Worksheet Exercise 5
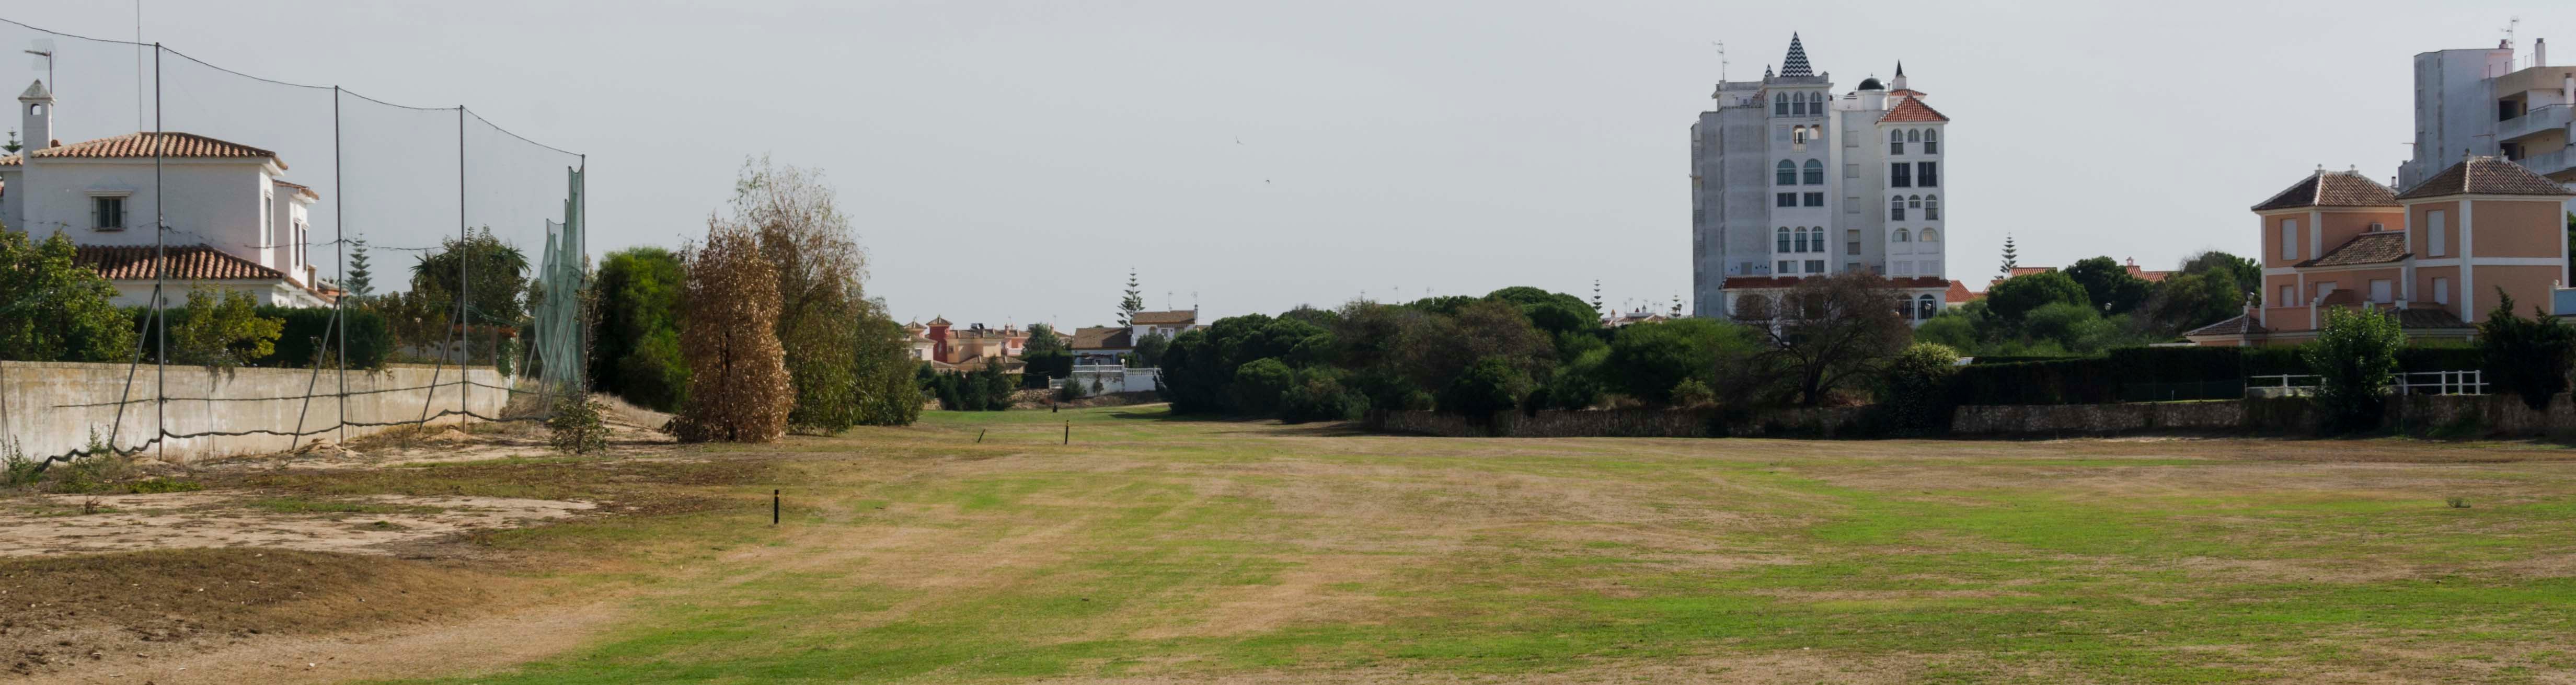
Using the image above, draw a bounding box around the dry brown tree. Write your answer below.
[668,217,792,442]
[729,156,915,431]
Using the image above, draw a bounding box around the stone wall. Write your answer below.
[1,361,508,463]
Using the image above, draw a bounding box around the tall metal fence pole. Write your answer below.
[334,85,348,444]
[152,43,166,461]
[457,106,469,424]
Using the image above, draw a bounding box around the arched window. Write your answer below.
[1923,128,1939,154]
[1924,195,1940,220]
[1777,227,1791,253]
[1917,294,1937,320]
[1774,96,1788,116]
[1777,160,1797,185]
[1889,195,1906,221]
[1906,129,1922,143]
[1908,195,1923,209]
[1918,228,1939,243]
[1888,129,1904,155]
[1809,227,1826,253]
[1794,227,1811,253]
[1802,159,1824,185]
[1895,228,1911,243]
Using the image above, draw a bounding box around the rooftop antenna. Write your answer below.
[1711,40,1728,81]
[2503,16,2521,49]
[25,38,53,94]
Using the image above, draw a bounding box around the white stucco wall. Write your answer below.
[0,361,509,463]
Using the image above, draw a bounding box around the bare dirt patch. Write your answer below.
[0,547,503,679]
[0,490,594,558]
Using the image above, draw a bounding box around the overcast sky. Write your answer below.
[10,1,2570,328]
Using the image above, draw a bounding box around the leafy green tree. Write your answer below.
[1132,330,1170,368]
[2305,306,2402,433]
[1229,358,1296,415]
[1440,356,1530,420]
[0,231,135,362]
[1279,368,1367,423]
[169,287,285,373]
[409,226,530,330]
[1983,271,2090,324]
[1913,309,1981,352]
[1879,342,1960,436]
[1604,318,1757,404]
[2062,256,2151,315]
[1484,286,1597,337]
[1158,314,1329,414]
[2178,251,2261,294]
[590,247,689,411]
[2477,291,2576,412]
[2140,270,2248,336]
[1019,322,1072,386]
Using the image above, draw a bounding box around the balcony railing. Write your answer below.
[2517,146,2572,176]
[2497,104,2571,143]
[2246,370,2487,396]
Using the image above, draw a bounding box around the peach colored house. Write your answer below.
[2187,158,2576,346]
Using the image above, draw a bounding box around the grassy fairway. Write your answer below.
[412,406,2576,683]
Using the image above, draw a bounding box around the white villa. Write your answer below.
[0,79,332,308]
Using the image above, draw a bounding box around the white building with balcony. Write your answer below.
[1689,35,1953,324]
[2400,38,2576,191]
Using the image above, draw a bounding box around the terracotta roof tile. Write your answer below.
[2251,170,2399,211]
[1070,326,1132,350]
[2396,156,2575,199]
[5,132,284,169]
[75,244,286,281]
[2396,306,2469,329]
[2296,231,2410,268]
[1129,310,1198,325]
[1877,96,1948,123]
[1945,280,1977,303]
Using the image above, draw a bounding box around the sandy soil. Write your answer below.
[0,490,595,558]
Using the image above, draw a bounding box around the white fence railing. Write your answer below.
[2247,370,2487,396]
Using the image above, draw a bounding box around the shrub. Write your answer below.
[2306,306,2402,433]
[1880,342,1961,436]
[2476,291,2574,411]
[1280,370,1367,424]
[168,287,285,373]
[1440,356,1530,420]
[1229,358,1297,416]
[669,219,793,443]
[547,396,612,455]
[1670,379,1716,408]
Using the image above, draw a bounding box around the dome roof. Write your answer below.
[1856,76,1883,90]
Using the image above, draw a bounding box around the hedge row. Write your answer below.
[128,305,391,369]
[1956,345,2487,405]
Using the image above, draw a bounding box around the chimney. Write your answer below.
[2537,38,2547,67]
[17,79,52,153]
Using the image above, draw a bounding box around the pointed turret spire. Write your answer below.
[1763,64,1774,79]
[1779,33,1813,77]
[1890,61,1908,91]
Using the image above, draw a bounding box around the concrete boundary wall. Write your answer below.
[1,361,507,463]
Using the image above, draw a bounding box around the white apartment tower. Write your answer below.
[2398,37,2575,189]
[1690,35,1954,323]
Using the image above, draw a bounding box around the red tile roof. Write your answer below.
[2396,156,2576,199]
[74,244,288,281]
[0,132,285,169]
[1070,326,1132,350]
[271,178,321,200]
[1130,310,1198,325]
[1945,280,1977,303]
[2296,231,2410,268]
[1878,96,1948,123]
[2251,170,2400,211]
